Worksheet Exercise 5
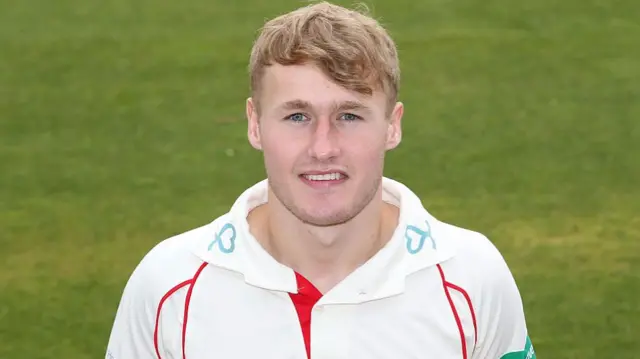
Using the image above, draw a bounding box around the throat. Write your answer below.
[247,201,400,295]
[274,205,398,294]
[273,228,368,293]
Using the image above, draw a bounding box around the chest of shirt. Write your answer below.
[162,267,475,359]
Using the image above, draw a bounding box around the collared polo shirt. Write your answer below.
[106,177,536,359]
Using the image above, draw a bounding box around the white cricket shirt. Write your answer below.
[106,177,536,359]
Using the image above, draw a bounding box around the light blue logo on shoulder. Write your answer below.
[208,222,236,254]
[405,220,436,254]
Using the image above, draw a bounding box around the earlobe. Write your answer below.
[386,127,402,150]
[246,97,262,150]
[386,101,403,150]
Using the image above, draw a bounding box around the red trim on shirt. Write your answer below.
[182,262,209,359]
[154,279,192,359]
[445,281,477,346]
[289,272,323,359]
[437,264,468,359]
[151,262,209,359]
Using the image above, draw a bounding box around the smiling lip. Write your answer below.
[299,170,348,188]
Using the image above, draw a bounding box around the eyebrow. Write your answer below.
[280,99,313,111]
[278,99,372,114]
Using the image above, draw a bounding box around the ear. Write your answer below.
[246,97,262,150]
[385,101,403,150]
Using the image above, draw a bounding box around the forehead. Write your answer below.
[259,64,386,113]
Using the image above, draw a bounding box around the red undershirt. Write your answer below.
[289,272,323,359]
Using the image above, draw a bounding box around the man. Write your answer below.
[106,2,536,359]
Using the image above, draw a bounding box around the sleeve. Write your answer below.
[471,240,537,359]
[105,258,163,359]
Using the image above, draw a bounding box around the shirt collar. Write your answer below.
[191,177,456,302]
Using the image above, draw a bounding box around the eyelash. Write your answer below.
[284,113,362,122]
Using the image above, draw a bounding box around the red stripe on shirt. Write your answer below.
[437,264,468,359]
[289,272,323,359]
[152,262,209,359]
[182,262,209,359]
[154,280,192,359]
[445,281,477,346]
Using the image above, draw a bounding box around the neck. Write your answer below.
[249,187,398,294]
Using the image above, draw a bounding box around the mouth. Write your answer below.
[299,171,348,187]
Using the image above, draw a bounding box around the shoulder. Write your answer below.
[430,221,534,358]
[438,220,509,271]
[106,216,235,357]
[431,217,518,296]
[384,177,513,284]
[122,214,233,301]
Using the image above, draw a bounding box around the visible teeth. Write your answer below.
[305,173,343,181]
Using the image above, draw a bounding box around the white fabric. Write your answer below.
[105,177,534,359]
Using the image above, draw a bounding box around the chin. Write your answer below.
[294,206,356,227]
[270,180,362,226]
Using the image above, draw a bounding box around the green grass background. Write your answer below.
[1,0,638,357]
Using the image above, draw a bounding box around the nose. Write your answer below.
[307,118,341,161]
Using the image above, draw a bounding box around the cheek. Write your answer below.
[343,133,388,171]
[261,129,301,171]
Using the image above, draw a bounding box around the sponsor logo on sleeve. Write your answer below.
[500,336,536,359]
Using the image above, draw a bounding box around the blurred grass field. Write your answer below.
[1,0,639,357]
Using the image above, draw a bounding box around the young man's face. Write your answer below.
[247,63,403,227]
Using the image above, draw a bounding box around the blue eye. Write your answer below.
[286,113,308,122]
[340,113,361,121]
